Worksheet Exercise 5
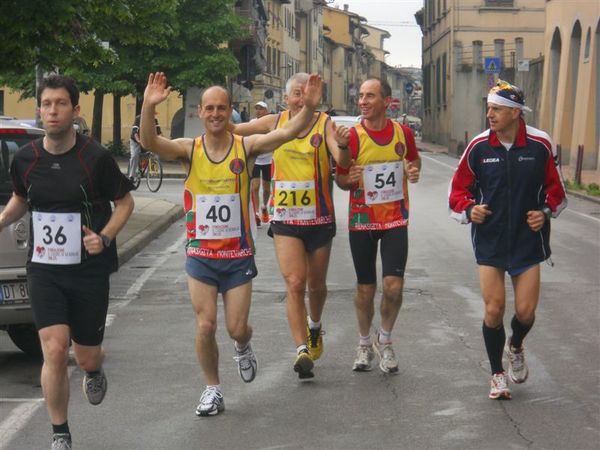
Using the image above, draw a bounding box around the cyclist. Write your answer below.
[128,113,161,185]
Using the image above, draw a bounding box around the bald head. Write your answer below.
[199,85,231,107]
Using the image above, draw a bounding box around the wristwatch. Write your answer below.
[100,233,111,248]
[541,206,552,220]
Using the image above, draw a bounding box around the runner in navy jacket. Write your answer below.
[448,80,567,400]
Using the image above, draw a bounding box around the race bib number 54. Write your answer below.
[363,162,404,205]
[32,212,81,264]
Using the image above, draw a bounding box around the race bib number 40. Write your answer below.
[363,162,404,205]
[196,194,241,239]
[273,180,316,221]
[32,212,81,265]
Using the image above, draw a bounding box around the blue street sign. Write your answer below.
[484,57,501,74]
[404,82,414,95]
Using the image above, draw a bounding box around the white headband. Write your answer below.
[487,93,532,113]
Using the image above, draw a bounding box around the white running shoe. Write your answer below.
[352,344,375,371]
[233,343,258,383]
[489,372,512,400]
[52,433,72,450]
[373,341,399,374]
[506,340,529,384]
[195,387,225,416]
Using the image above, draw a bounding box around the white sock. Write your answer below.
[359,334,373,346]
[234,341,249,352]
[296,344,308,354]
[206,384,222,393]
[308,317,321,330]
[379,328,392,345]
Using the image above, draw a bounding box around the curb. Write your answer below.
[117,203,184,266]
[566,189,600,205]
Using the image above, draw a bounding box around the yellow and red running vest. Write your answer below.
[184,134,255,259]
[348,121,411,231]
[269,111,334,225]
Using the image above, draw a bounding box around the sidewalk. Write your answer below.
[416,139,448,155]
[116,195,184,265]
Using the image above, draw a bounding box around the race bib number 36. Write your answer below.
[32,212,81,265]
[363,162,404,205]
[273,180,316,221]
[196,194,241,239]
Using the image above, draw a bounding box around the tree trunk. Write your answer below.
[135,96,143,116]
[92,90,104,142]
[113,94,122,151]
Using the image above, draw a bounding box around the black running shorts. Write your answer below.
[349,227,408,284]
[27,266,110,346]
[251,163,272,182]
[268,222,336,252]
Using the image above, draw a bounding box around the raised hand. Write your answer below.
[144,72,172,106]
[302,73,323,110]
[332,121,350,148]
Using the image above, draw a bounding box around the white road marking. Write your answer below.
[0,367,75,450]
[421,153,457,170]
[564,207,600,223]
[0,235,186,449]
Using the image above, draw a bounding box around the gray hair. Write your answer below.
[285,72,310,95]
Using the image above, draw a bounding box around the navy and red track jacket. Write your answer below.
[448,119,567,269]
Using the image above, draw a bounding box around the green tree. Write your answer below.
[157,0,248,91]
[0,0,248,144]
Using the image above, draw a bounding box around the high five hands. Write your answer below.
[332,121,350,149]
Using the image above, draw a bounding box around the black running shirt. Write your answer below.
[10,134,133,273]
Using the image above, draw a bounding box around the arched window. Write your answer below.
[549,28,562,136]
[584,27,591,62]
[562,21,582,160]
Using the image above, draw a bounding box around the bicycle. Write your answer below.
[132,151,163,192]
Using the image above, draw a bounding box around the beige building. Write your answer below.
[297,0,325,75]
[322,4,370,115]
[539,0,599,184]
[251,0,325,113]
[417,0,546,155]
[233,0,285,114]
[363,24,391,79]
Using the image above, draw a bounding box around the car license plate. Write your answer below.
[0,282,29,304]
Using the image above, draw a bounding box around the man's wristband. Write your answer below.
[338,144,348,151]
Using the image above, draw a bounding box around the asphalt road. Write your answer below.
[1,155,599,449]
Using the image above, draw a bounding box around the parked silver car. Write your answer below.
[0,118,44,357]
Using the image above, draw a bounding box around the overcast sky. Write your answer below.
[328,0,423,68]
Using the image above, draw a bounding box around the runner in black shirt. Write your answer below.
[0,75,134,450]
